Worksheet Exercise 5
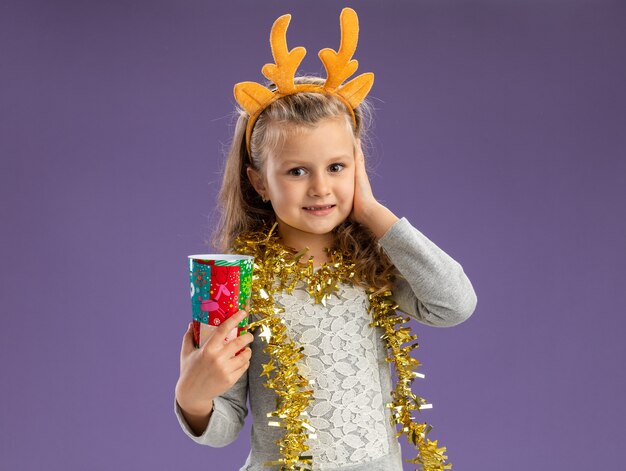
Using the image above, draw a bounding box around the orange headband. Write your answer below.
[233,7,374,157]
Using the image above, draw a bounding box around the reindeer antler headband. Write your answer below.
[233,7,374,156]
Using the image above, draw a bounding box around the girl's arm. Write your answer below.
[351,140,477,326]
[174,369,249,446]
[174,314,251,447]
[378,217,477,326]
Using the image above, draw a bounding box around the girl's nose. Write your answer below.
[308,172,331,197]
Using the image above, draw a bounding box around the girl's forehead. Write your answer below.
[274,118,354,155]
[279,115,351,137]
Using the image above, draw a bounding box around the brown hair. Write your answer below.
[213,76,395,291]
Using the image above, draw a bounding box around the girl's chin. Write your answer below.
[275,220,340,240]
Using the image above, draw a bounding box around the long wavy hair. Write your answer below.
[213,76,395,291]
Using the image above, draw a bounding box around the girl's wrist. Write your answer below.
[177,397,214,418]
[359,202,399,239]
[175,383,215,417]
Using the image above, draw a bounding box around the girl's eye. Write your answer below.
[329,163,344,173]
[288,168,306,177]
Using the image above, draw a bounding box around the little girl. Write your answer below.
[175,8,476,471]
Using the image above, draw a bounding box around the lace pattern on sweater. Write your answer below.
[274,281,389,468]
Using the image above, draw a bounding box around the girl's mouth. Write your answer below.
[303,204,336,215]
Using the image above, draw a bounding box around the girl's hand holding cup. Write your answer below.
[176,309,254,416]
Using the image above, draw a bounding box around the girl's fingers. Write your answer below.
[354,140,370,191]
[224,331,254,358]
[352,139,377,225]
[233,346,252,366]
[230,348,252,376]
[203,310,248,351]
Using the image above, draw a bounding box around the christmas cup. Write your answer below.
[188,254,254,349]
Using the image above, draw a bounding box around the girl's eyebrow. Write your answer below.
[279,155,352,166]
[279,159,307,166]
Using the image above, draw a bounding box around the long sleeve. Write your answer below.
[379,217,477,327]
[174,366,249,447]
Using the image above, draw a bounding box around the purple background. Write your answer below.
[2,1,625,469]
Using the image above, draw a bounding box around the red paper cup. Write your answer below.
[188,254,253,350]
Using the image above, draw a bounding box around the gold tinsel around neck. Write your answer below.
[232,223,451,471]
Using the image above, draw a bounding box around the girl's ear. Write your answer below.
[246,166,267,200]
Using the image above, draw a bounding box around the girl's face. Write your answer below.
[248,117,356,250]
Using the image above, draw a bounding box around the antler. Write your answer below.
[319,8,360,90]
[319,8,374,108]
[233,14,306,118]
[233,8,374,155]
[261,14,306,95]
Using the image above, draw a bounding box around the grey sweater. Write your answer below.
[175,217,477,470]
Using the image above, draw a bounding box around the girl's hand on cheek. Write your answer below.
[351,139,379,225]
[351,139,399,238]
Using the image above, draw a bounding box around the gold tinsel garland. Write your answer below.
[233,224,451,471]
